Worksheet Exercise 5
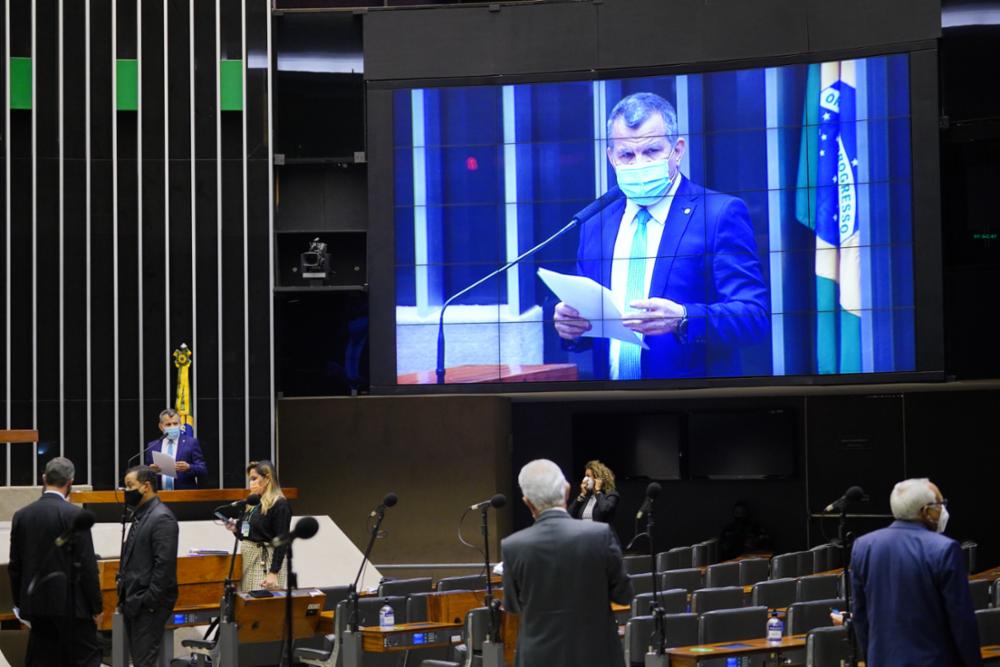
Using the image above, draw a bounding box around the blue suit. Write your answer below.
[144,432,207,489]
[571,176,769,379]
[851,520,981,666]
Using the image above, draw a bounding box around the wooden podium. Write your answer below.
[233,590,326,643]
[98,553,237,630]
[398,363,577,384]
[71,488,299,504]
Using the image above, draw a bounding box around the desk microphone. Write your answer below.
[635,482,662,520]
[369,492,398,518]
[55,510,96,547]
[470,494,507,511]
[824,486,866,513]
[269,516,320,548]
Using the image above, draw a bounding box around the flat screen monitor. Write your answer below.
[687,409,796,479]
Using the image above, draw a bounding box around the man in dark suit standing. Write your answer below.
[118,465,179,667]
[501,459,632,667]
[851,478,980,666]
[145,408,207,489]
[8,457,103,667]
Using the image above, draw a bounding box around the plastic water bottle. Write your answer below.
[379,604,395,628]
[766,610,784,643]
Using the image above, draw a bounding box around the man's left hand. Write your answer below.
[175,461,191,473]
[623,298,685,336]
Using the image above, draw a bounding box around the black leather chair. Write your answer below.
[809,544,835,573]
[437,574,490,592]
[976,608,1000,646]
[630,589,688,616]
[698,606,769,644]
[805,625,850,667]
[319,584,353,611]
[796,574,841,602]
[379,577,434,597]
[785,598,844,635]
[660,568,704,594]
[690,586,744,614]
[770,552,800,579]
[624,613,699,665]
[969,578,992,610]
[795,550,815,577]
[705,562,740,588]
[624,554,653,575]
[962,540,979,574]
[738,558,770,586]
[628,572,654,596]
[656,546,693,572]
[751,578,797,610]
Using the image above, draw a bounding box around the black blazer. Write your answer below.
[567,490,620,524]
[8,492,103,620]
[245,496,293,573]
[118,496,179,618]
[501,509,632,667]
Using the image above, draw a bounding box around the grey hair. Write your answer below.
[890,478,936,520]
[518,459,569,512]
[606,92,679,145]
[159,408,179,422]
[44,456,75,487]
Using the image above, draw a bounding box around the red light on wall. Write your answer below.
[466,156,479,171]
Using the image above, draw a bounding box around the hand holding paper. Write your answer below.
[151,450,177,478]
[538,268,648,349]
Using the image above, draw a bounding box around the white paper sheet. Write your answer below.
[537,267,648,349]
[151,450,177,478]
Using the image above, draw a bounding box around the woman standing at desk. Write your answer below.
[568,460,620,528]
[228,460,291,591]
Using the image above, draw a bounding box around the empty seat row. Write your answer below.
[752,574,842,608]
[624,540,721,575]
[770,544,844,580]
[624,607,769,665]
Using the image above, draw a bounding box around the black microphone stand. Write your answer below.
[282,544,296,667]
[479,506,500,641]
[645,502,667,665]
[349,506,388,632]
[839,505,858,667]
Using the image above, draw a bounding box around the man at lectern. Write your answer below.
[8,457,103,666]
[145,408,207,489]
[118,465,179,667]
[501,459,632,667]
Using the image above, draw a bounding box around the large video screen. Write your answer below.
[391,55,914,385]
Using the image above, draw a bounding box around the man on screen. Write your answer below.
[554,92,769,379]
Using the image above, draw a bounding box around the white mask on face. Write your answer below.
[936,505,949,534]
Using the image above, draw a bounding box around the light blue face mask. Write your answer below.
[615,158,673,206]
[165,426,181,440]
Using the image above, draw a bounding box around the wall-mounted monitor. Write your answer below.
[371,51,940,391]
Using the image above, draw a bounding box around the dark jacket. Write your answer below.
[501,509,632,667]
[244,496,293,573]
[567,490,620,524]
[8,492,103,620]
[117,496,179,618]
[851,520,981,666]
[144,432,207,489]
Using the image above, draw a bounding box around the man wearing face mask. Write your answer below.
[144,408,206,489]
[554,91,769,379]
[118,465,179,667]
[850,478,980,666]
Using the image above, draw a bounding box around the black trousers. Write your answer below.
[25,616,101,667]
[123,606,174,667]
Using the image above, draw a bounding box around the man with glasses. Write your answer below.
[850,478,980,666]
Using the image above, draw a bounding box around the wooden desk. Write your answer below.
[360,621,463,653]
[398,364,577,385]
[71,488,298,504]
[233,590,325,643]
[667,635,806,666]
[0,430,38,444]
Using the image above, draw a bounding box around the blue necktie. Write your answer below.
[619,208,650,380]
[163,439,175,490]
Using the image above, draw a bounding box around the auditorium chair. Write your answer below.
[969,578,992,610]
[698,606,769,644]
[320,584,353,611]
[628,572,656,596]
[437,574,490,592]
[656,546,693,572]
[421,606,490,667]
[785,598,844,635]
[796,574,841,602]
[624,613,699,665]
[962,540,979,574]
[770,552,801,579]
[691,541,711,568]
[976,608,1000,646]
[704,562,740,588]
[805,625,850,666]
[690,586,745,614]
[809,544,837,573]
[624,554,653,575]
[738,558,771,586]
[379,576,434,597]
[660,567,704,594]
[630,589,688,617]
[704,538,720,565]
[994,578,1000,608]
[795,550,816,577]
[295,596,409,667]
[751,578,797,610]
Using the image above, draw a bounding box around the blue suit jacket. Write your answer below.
[144,432,207,489]
[851,521,981,667]
[573,177,769,379]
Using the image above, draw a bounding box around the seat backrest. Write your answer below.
[320,584,352,611]
[962,541,978,574]
[738,558,770,586]
[976,608,1000,646]
[465,607,491,652]
[625,613,700,664]
[628,573,654,596]
[660,568,704,594]
[795,550,815,577]
[339,595,408,629]
[770,552,799,579]
[379,577,434,597]
[994,578,1000,609]
[691,542,710,568]
[751,578,797,609]
[630,589,688,617]
[805,625,849,667]
[406,592,432,623]
[691,586,744,614]
[698,606,769,644]
[969,578,991,610]
[809,544,832,573]
[703,538,719,565]
[796,574,841,602]
[437,574,489,592]
[665,546,694,570]
[624,554,653,575]
[705,562,740,588]
[786,598,844,635]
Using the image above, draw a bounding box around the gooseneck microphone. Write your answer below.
[470,494,507,511]
[55,510,97,547]
[435,185,624,384]
[269,516,320,548]
[635,482,662,520]
[824,486,865,513]
[369,492,399,518]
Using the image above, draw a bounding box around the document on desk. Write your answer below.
[151,450,177,477]
[537,268,648,349]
